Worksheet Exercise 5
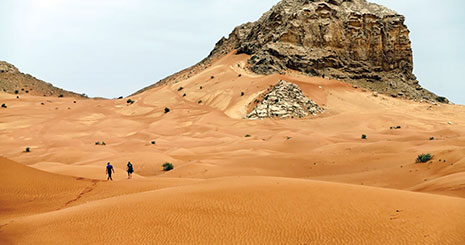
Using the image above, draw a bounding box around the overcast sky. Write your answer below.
[1,0,464,104]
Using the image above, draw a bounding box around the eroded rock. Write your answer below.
[247,80,324,119]
[211,0,439,102]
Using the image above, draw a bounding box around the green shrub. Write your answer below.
[436,96,447,103]
[245,134,251,138]
[178,87,184,91]
[416,153,432,163]
[162,162,174,171]
[151,141,156,145]
[429,137,435,141]
[241,92,245,96]
[25,147,30,153]
[361,134,367,139]
[127,99,135,104]
[164,107,170,113]
[58,94,64,98]
[1,104,6,108]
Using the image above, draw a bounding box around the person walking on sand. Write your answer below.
[127,162,134,179]
[106,162,115,181]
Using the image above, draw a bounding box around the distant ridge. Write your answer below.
[0,61,85,98]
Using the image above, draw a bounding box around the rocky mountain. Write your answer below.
[136,0,442,103]
[0,61,85,98]
[210,0,441,101]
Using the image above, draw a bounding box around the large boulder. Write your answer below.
[247,80,324,119]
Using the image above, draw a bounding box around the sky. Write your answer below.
[0,0,464,104]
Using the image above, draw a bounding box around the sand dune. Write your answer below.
[2,175,464,244]
[1,53,465,243]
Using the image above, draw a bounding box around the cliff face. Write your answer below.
[211,0,437,101]
[0,61,85,98]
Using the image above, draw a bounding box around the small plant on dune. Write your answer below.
[361,134,367,140]
[162,162,174,171]
[1,103,7,108]
[101,142,106,146]
[245,134,251,138]
[238,74,242,77]
[14,90,19,94]
[429,137,435,141]
[127,99,135,104]
[25,147,31,153]
[416,153,433,163]
[164,107,170,113]
[241,92,245,96]
[198,100,202,104]
[210,76,214,79]
[58,94,64,98]
[95,141,100,145]
[178,87,184,91]
[183,93,187,97]
[151,141,156,145]
[436,96,447,103]
[200,86,203,90]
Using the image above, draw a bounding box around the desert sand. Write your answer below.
[1,53,465,244]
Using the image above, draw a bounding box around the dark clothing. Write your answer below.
[127,163,134,174]
[106,164,114,174]
[106,164,114,180]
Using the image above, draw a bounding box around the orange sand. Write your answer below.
[1,53,464,244]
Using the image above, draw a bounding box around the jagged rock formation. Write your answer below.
[247,80,324,119]
[0,61,85,98]
[211,0,439,101]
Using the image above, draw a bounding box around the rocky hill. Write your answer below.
[0,61,85,98]
[210,0,441,101]
[136,0,442,103]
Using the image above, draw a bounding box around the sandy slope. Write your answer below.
[1,175,465,244]
[1,53,465,243]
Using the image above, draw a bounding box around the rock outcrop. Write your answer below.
[211,0,439,101]
[0,61,85,98]
[247,80,324,119]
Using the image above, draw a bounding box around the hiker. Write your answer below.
[127,162,134,179]
[106,162,115,181]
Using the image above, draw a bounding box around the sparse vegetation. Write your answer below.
[127,99,135,104]
[416,153,433,163]
[436,96,447,103]
[58,94,64,98]
[198,100,202,104]
[210,76,214,79]
[164,107,170,113]
[361,134,367,139]
[183,93,186,97]
[245,134,251,138]
[117,96,123,99]
[429,137,435,141]
[178,87,184,91]
[200,86,203,90]
[151,141,156,145]
[14,90,19,94]
[162,162,174,171]
[1,104,7,108]
[95,141,106,146]
[238,74,242,77]
[95,142,100,145]
[241,92,245,96]
[25,147,30,153]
